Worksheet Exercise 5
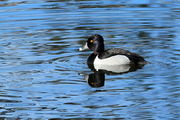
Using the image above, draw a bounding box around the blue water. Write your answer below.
[0,0,179,119]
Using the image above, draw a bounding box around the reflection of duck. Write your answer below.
[84,64,144,87]
[84,71,105,87]
[79,34,148,66]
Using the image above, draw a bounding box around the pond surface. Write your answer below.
[0,0,180,119]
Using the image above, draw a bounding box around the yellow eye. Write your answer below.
[90,40,94,43]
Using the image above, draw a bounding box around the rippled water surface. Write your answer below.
[0,0,180,119]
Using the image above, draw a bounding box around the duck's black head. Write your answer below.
[87,34,105,55]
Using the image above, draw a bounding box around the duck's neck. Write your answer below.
[94,43,105,55]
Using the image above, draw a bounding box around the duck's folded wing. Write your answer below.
[99,48,147,64]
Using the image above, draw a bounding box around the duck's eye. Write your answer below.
[90,40,94,43]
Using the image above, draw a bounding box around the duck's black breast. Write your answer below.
[87,53,97,65]
[87,53,97,70]
[98,48,146,65]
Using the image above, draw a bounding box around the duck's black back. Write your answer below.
[98,48,146,65]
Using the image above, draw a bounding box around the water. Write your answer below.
[0,0,179,119]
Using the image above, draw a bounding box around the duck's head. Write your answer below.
[79,34,105,55]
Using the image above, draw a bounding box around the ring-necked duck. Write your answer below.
[79,34,147,66]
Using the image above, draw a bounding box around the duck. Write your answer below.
[79,34,148,66]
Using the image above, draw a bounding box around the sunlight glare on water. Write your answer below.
[0,0,179,119]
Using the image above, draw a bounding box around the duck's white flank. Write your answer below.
[94,64,130,73]
[94,55,130,65]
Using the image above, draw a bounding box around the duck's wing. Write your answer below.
[99,48,147,64]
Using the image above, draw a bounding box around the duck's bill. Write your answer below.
[79,42,89,51]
